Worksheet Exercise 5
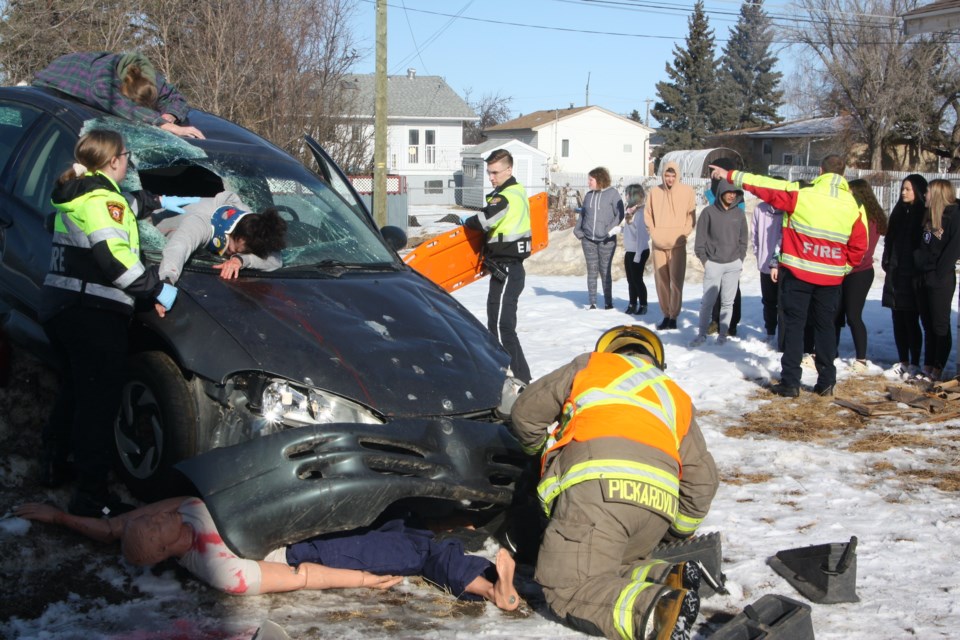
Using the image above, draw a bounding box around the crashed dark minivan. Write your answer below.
[0,87,527,556]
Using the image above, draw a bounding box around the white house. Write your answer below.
[483,105,655,177]
[342,69,476,205]
[459,139,549,208]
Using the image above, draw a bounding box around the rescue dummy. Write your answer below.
[14,497,520,608]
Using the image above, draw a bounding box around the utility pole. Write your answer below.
[373,0,388,228]
[585,72,590,107]
[644,98,654,127]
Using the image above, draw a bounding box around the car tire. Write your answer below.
[114,351,198,500]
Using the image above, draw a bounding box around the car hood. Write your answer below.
[156,269,509,418]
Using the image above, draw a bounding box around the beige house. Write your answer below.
[483,105,654,176]
[902,0,960,34]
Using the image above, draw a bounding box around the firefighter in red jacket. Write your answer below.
[509,325,718,640]
[710,156,868,398]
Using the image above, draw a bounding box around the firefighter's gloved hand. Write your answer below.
[156,283,178,311]
[459,213,472,224]
[659,528,691,546]
[495,376,526,421]
[159,195,200,214]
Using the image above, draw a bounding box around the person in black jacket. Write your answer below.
[881,175,928,379]
[914,179,960,381]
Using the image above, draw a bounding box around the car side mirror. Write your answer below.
[380,225,407,252]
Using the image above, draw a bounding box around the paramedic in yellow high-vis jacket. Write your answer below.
[40,130,177,518]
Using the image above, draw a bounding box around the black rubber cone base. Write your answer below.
[767,536,859,604]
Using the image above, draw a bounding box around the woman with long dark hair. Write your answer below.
[837,180,888,371]
[881,175,928,379]
[914,179,960,381]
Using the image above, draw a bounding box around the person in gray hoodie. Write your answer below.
[573,167,624,309]
[690,180,748,346]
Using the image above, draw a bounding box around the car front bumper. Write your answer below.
[175,416,528,559]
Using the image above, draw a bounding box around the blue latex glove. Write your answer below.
[459,213,473,224]
[159,195,200,214]
[156,283,178,311]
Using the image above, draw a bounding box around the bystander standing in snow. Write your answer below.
[690,180,748,347]
[836,180,887,372]
[574,167,624,310]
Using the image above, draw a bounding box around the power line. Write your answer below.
[358,0,960,46]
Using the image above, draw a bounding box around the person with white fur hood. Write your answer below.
[573,167,624,310]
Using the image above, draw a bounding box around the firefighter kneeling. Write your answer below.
[510,325,718,640]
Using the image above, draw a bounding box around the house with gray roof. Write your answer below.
[342,69,476,205]
[483,105,654,177]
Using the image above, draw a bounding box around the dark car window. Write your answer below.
[0,103,43,179]
[11,120,76,217]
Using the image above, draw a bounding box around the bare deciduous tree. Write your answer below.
[0,0,368,170]
[462,89,512,145]
[784,0,954,169]
[0,0,141,84]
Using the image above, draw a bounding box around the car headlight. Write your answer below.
[260,379,383,431]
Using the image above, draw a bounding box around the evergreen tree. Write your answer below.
[652,1,720,153]
[716,0,784,130]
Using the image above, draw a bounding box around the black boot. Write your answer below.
[625,303,637,314]
[657,318,671,330]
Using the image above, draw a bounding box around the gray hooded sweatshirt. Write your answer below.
[694,180,748,264]
[574,186,624,242]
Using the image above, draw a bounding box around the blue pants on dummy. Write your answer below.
[285,520,494,599]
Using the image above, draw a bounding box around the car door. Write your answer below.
[0,99,77,351]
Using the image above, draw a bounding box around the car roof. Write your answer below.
[0,85,291,161]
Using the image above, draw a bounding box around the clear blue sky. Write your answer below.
[349,0,797,123]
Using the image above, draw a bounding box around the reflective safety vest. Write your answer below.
[730,170,866,285]
[43,172,145,316]
[537,352,693,518]
[481,181,532,259]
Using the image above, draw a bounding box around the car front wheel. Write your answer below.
[114,351,198,500]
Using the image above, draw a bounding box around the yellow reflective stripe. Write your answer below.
[614,580,657,640]
[673,512,703,535]
[780,253,848,276]
[538,459,679,515]
[521,434,546,456]
[789,218,852,243]
[630,559,667,582]
[568,358,679,443]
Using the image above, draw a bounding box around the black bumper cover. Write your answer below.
[175,417,527,559]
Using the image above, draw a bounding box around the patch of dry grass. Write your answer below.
[723,471,773,485]
[848,432,935,452]
[726,374,960,492]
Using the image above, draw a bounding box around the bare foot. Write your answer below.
[492,548,519,611]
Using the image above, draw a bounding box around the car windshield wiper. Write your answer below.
[284,259,400,273]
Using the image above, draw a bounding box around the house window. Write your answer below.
[408,129,420,164]
[623,144,632,153]
[425,129,436,164]
[351,125,363,142]
[762,139,772,155]
[469,165,478,179]
[561,139,570,157]
[425,180,443,195]
[782,153,794,165]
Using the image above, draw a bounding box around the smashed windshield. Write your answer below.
[82,118,398,272]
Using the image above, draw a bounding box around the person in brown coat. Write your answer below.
[645,162,697,330]
[509,325,718,640]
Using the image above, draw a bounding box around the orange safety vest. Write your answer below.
[540,352,693,475]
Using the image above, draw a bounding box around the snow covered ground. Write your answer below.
[2,203,959,639]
